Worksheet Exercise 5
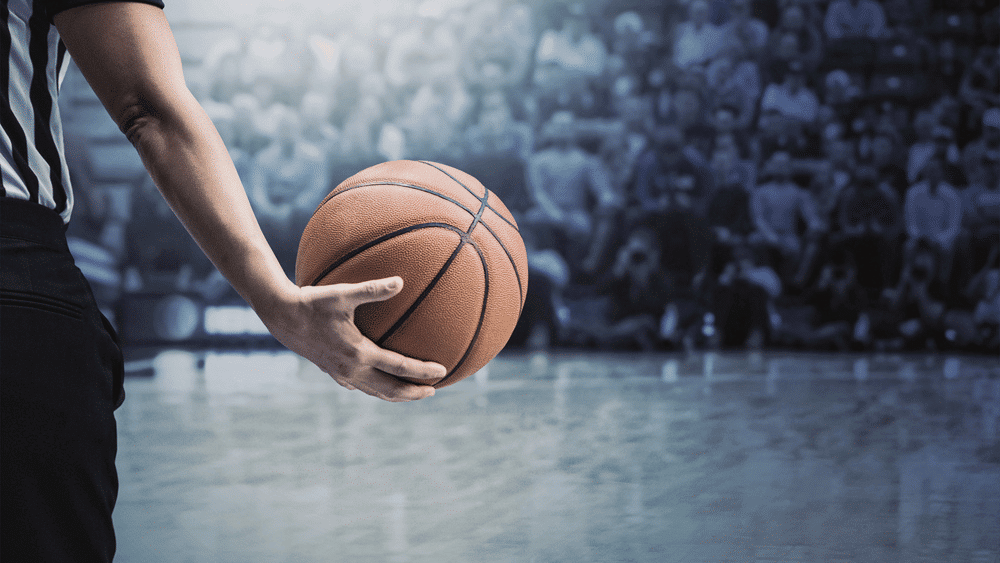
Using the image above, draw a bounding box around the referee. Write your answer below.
[1,2,445,560]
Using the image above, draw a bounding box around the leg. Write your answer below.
[1,201,123,563]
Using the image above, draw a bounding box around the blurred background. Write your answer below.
[58,0,999,355]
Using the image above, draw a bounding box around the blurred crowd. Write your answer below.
[74,0,999,352]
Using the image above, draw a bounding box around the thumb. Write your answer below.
[336,276,404,308]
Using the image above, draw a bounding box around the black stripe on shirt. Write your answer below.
[29,0,66,213]
[0,0,41,204]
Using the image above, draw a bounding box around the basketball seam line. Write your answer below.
[375,229,468,347]
[479,220,525,316]
[319,181,473,220]
[307,222,461,288]
[413,160,525,312]
[318,175,525,311]
[415,160,520,233]
[433,235,490,388]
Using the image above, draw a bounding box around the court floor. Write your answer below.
[113,350,1000,563]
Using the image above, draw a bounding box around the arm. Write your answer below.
[526,154,563,220]
[750,188,778,241]
[938,187,963,245]
[55,4,443,401]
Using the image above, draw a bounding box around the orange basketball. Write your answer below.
[295,160,529,388]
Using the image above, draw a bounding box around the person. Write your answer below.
[720,0,769,58]
[672,0,725,69]
[823,0,887,40]
[832,166,901,292]
[748,152,824,283]
[1,3,444,562]
[532,3,607,114]
[903,159,963,288]
[523,111,620,275]
[765,4,824,73]
[247,106,329,272]
[586,225,673,351]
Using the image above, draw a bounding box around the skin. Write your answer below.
[54,3,444,401]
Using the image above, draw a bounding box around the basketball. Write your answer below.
[295,160,529,388]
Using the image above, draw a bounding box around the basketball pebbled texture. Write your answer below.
[295,160,529,388]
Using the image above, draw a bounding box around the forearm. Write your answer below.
[55,3,291,313]
[129,98,293,311]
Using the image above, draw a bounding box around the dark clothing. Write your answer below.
[1,198,125,563]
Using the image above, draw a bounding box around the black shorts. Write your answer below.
[1,197,124,562]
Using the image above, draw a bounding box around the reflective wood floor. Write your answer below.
[114,350,1000,563]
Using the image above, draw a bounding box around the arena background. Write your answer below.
[59,0,998,355]
[52,1,1000,561]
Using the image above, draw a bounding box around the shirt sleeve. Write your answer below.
[42,0,164,23]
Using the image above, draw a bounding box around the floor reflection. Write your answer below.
[115,350,1000,563]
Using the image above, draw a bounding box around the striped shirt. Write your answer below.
[1,0,163,223]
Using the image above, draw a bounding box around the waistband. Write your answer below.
[0,196,70,250]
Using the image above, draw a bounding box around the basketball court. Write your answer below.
[113,349,1000,562]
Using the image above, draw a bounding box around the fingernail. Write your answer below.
[386,277,401,290]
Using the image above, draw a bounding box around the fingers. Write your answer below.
[337,276,404,309]
[365,343,447,381]
[334,370,435,402]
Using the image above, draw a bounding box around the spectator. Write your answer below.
[465,91,533,162]
[533,3,608,114]
[822,70,863,112]
[877,238,949,348]
[605,11,659,83]
[799,246,871,349]
[766,4,824,73]
[749,151,824,281]
[671,72,712,139]
[833,166,902,291]
[338,76,387,163]
[599,121,648,200]
[962,107,1000,190]
[964,245,1000,350]
[811,123,856,221]
[907,123,963,185]
[299,91,340,165]
[524,111,621,275]
[462,1,534,91]
[397,72,473,159]
[705,48,762,130]
[585,226,673,350]
[248,107,329,271]
[720,0,769,57]
[708,127,756,193]
[633,125,709,217]
[757,61,820,157]
[706,180,754,249]
[959,108,1000,271]
[759,60,820,125]
[242,11,311,99]
[229,93,272,155]
[710,243,782,349]
[384,10,460,89]
[610,73,654,130]
[936,40,972,97]
[672,0,725,69]
[903,159,963,288]
[823,0,887,40]
[463,91,534,211]
[959,47,1000,119]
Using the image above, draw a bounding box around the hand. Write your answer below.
[257,276,445,402]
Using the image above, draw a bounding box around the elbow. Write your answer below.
[116,95,162,146]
